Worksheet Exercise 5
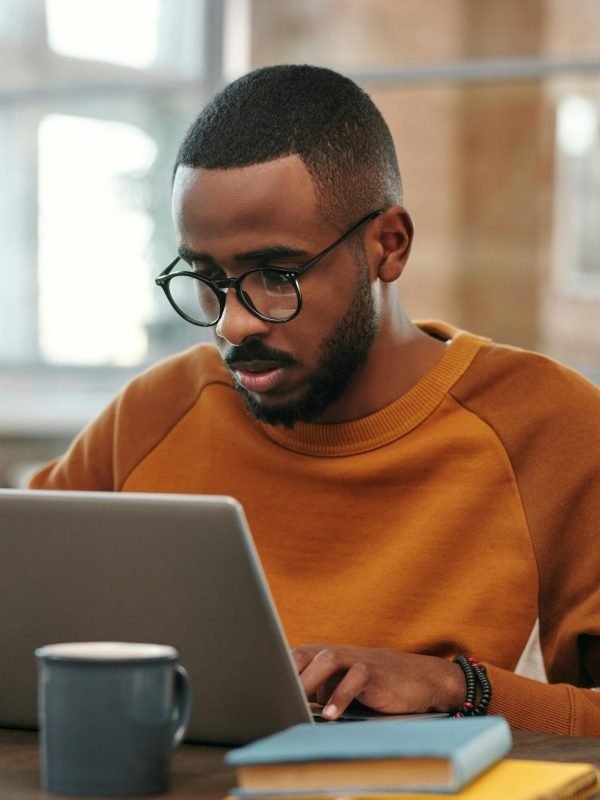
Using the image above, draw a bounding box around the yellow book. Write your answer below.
[227,759,599,800]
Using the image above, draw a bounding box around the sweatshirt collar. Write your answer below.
[258,322,487,457]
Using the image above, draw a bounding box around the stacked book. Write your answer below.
[225,716,599,800]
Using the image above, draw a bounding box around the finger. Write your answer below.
[290,645,325,673]
[322,662,369,720]
[315,674,346,706]
[297,648,350,697]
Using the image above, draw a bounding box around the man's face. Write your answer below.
[171,156,378,427]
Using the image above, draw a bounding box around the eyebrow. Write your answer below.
[177,245,311,264]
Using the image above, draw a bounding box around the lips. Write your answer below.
[228,360,288,394]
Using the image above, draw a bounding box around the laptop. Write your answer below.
[0,489,444,745]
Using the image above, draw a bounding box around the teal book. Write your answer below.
[225,716,512,795]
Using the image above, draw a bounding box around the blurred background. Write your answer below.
[1,0,600,485]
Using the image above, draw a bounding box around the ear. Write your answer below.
[370,206,414,283]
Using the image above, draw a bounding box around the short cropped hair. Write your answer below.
[175,64,403,228]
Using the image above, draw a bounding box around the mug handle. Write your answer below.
[170,664,193,748]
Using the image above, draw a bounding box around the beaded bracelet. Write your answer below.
[452,655,492,717]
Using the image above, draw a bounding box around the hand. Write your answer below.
[291,644,465,721]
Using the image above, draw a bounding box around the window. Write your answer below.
[554,94,600,293]
[46,0,161,69]
[0,0,250,436]
[1,0,599,450]
[38,115,158,366]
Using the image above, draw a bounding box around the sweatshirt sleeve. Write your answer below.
[485,663,600,736]
[453,344,600,736]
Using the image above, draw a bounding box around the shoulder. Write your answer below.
[28,344,234,491]
[450,336,600,428]
[448,336,600,506]
[121,342,232,406]
[418,320,599,423]
[111,342,234,450]
[448,335,599,550]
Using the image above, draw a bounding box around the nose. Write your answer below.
[215,288,271,345]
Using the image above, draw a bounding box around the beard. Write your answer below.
[223,262,378,428]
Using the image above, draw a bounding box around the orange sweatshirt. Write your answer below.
[30,321,600,736]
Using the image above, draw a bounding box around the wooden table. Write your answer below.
[1,727,599,799]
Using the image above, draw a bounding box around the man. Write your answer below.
[30,65,600,735]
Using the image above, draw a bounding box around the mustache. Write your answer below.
[222,340,299,368]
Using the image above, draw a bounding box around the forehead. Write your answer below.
[172,156,328,248]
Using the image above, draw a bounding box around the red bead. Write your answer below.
[463,701,474,709]
[468,657,480,666]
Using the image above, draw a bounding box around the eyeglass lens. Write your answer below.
[167,269,300,325]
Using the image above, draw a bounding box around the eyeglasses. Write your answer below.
[155,210,383,327]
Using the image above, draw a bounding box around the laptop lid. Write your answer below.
[0,489,313,745]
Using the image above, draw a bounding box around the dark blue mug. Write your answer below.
[36,642,192,795]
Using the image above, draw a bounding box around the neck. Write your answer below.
[315,310,447,424]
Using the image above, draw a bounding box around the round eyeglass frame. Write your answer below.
[155,209,383,327]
